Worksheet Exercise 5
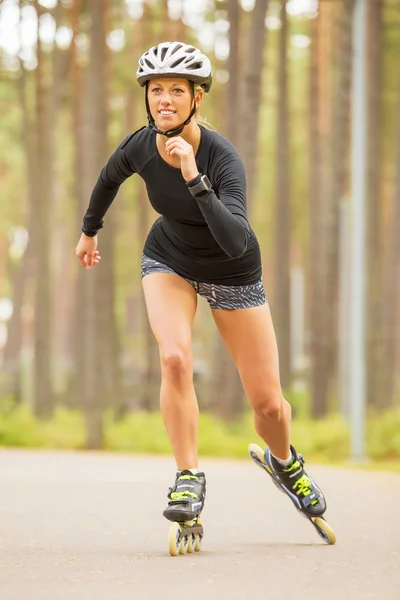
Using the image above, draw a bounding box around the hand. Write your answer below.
[164,136,199,182]
[75,233,101,270]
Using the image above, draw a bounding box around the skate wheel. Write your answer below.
[312,517,336,545]
[187,533,195,553]
[179,534,189,555]
[168,522,181,556]
[248,443,266,467]
[194,533,202,552]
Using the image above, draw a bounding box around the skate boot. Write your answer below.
[248,443,336,544]
[164,470,206,556]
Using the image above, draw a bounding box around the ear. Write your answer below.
[195,90,204,108]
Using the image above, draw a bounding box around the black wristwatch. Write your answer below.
[186,174,212,197]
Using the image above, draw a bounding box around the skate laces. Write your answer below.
[285,461,318,506]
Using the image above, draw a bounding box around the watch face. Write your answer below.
[201,175,211,189]
[188,174,212,197]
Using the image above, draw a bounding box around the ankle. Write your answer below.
[271,450,293,468]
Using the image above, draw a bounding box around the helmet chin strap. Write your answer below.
[145,82,197,138]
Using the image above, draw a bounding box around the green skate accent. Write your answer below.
[178,475,198,481]
[284,461,319,506]
[170,491,198,500]
[284,460,301,473]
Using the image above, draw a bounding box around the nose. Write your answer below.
[159,92,172,105]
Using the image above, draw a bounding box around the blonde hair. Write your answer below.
[194,84,216,131]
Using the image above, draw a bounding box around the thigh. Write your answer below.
[211,304,282,397]
[142,272,198,354]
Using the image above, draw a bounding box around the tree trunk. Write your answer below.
[308,8,323,416]
[70,0,87,410]
[82,0,112,448]
[381,75,400,406]
[3,12,38,401]
[365,0,384,408]
[170,1,189,42]
[3,253,27,401]
[33,1,53,418]
[274,0,291,389]
[310,0,354,418]
[237,0,269,207]
[225,0,240,146]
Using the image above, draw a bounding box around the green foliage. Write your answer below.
[0,400,399,470]
[104,410,169,453]
[284,387,310,419]
[291,415,350,462]
[0,398,85,449]
[0,397,44,447]
[366,410,400,460]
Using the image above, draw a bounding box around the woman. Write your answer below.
[76,42,328,529]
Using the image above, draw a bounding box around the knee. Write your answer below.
[160,347,192,382]
[252,390,285,422]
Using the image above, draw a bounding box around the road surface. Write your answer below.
[1,449,399,599]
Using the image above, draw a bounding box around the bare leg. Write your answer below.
[142,273,199,470]
[253,398,292,460]
[212,303,291,460]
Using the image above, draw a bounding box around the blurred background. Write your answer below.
[0,0,399,465]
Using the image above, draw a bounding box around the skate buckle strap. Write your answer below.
[302,490,321,508]
[170,491,198,500]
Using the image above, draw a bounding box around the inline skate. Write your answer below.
[163,470,206,556]
[248,443,336,544]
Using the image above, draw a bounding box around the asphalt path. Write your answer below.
[1,449,399,599]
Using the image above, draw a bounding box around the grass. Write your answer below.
[0,399,399,473]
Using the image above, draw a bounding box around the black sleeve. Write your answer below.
[193,149,250,258]
[82,135,136,236]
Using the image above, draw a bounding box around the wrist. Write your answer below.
[82,229,97,238]
[186,174,212,198]
[185,173,201,186]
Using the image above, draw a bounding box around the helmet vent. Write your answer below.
[171,43,183,55]
[187,62,202,70]
[145,58,155,69]
[160,46,168,62]
[170,57,186,69]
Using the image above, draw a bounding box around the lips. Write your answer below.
[158,110,176,116]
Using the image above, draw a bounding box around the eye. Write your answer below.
[172,88,184,94]
[151,87,162,93]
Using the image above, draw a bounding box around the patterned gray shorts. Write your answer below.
[141,255,267,310]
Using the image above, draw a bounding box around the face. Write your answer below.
[147,78,203,129]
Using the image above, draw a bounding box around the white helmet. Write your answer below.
[137,41,212,92]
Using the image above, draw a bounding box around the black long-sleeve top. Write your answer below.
[82,125,262,285]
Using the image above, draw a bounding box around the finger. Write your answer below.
[76,251,86,267]
[85,254,101,263]
[166,142,180,155]
[165,136,182,146]
[165,140,186,154]
[86,253,94,268]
